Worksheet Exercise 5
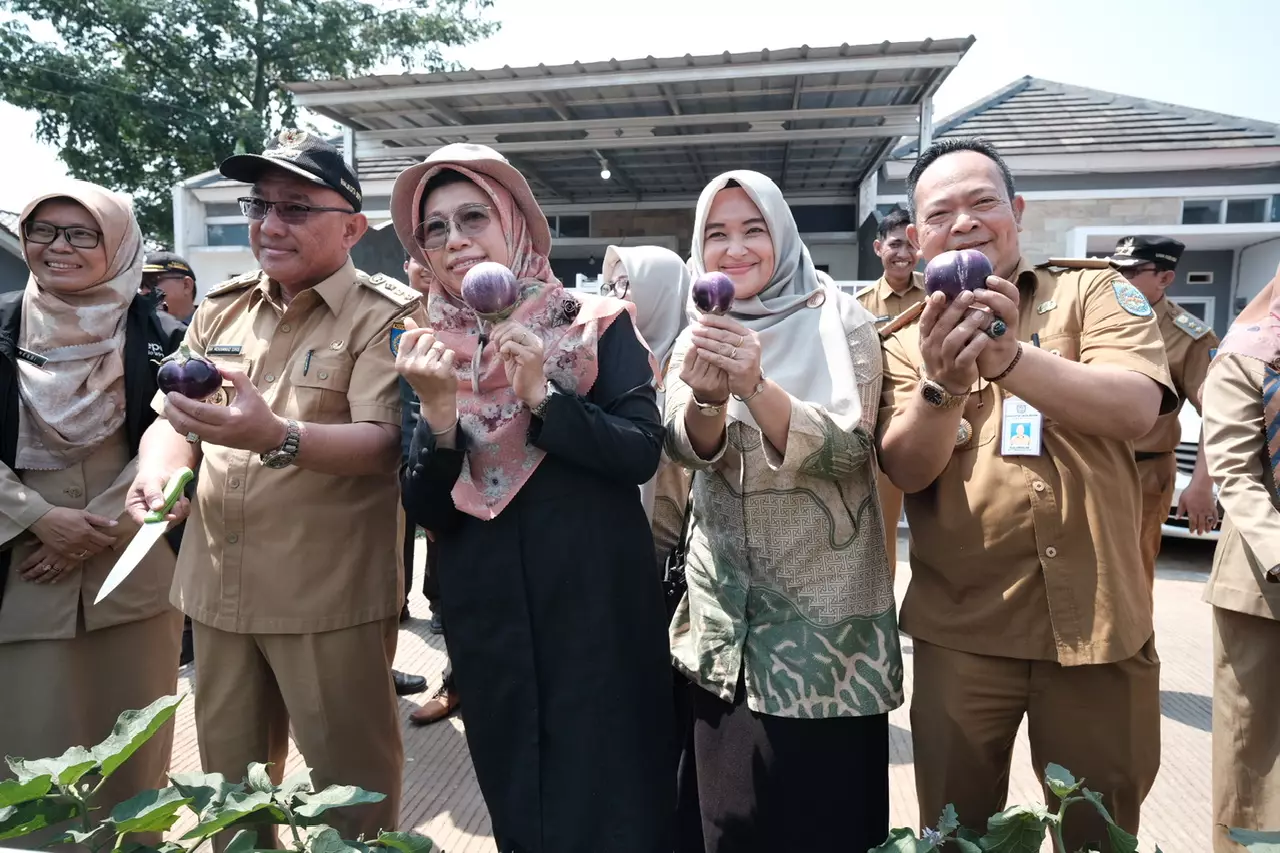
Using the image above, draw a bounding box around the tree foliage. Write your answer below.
[0,0,497,241]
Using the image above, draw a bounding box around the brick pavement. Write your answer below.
[164,535,1218,853]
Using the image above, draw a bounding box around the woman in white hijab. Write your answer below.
[664,171,902,852]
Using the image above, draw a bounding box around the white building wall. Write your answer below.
[1239,237,1280,305]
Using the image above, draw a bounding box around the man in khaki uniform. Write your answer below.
[127,130,423,846]
[878,138,1176,851]
[857,206,924,573]
[1106,236,1219,588]
[1201,268,1280,851]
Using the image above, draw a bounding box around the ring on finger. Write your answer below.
[985,319,1008,339]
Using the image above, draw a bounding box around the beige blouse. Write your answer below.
[0,429,176,643]
[1202,352,1280,621]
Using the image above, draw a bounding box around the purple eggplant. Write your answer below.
[157,344,221,400]
[461,262,520,321]
[924,249,994,301]
[692,272,735,315]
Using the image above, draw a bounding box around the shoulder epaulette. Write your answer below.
[1169,305,1212,341]
[204,270,262,298]
[1037,257,1112,270]
[359,271,419,308]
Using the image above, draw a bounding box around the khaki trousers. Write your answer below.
[1213,606,1280,852]
[1136,454,1177,592]
[877,469,903,579]
[911,637,1161,852]
[0,609,182,850]
[192,617,403,849]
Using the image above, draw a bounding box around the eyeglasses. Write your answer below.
[599,276,630,299]
[415,203,494,251]
[24,220,102,249]
[238,197,355,224]
[1119,265,1160,279]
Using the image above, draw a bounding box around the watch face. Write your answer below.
[921,382,945,407]
[262,451,293,469]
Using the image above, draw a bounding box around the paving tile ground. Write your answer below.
[164,534,1218,853]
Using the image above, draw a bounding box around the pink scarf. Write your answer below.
[1217,271,1280,363]
[411,165,654,519]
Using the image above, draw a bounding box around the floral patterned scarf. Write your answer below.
[409,164,654,519]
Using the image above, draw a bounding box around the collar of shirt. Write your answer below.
[877,270,924,302]
[252,257,358,316]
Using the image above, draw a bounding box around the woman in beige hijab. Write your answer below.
[0,181,186,845]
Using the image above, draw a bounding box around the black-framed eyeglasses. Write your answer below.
[599,276,630,299]
[1119,265,1160,279]
[414,203,494,251]
[23,220,103,249]
[238,197,355,224]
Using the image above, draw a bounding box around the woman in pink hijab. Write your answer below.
[1201,266,1280,851]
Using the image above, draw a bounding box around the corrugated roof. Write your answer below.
[0,211,19,238]
[894,76,1280,159]
[275,39,973,203]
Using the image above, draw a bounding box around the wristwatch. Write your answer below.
[919,378,969,410]
[260,419,301,469]
[530,379,562,420]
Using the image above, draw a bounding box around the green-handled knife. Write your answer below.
[94,467,194,605]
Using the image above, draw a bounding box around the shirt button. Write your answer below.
[229,478,240,489]
[265,373,276,382]
[318,371,329,380]
[1045,546,1058,558]
[1033,481,1046,492]
[280,323,291,333]
[226,533,239,544]
[64,487,83,498]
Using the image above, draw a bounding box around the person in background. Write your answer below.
[1200,265,1280,851]
[400,252,459,726]
[393,143,673,853]
[857,206,924,575]
[126,130,421,848]
[141,251,198,323]
[601,244,701,851]
[1106,235,1219,588]
[0,181,187,848]
[878,138,1175,851]
[665,169,898,853]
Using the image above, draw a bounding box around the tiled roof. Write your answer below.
[895,76,1280,159]
[0,210,19,238]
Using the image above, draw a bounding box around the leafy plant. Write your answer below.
[0,694,436,853]
[868,763,1152,853]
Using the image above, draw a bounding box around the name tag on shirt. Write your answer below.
[1001,395,1043,457]
[16,347,49,368]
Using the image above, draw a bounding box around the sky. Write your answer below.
[1,0,1277,213]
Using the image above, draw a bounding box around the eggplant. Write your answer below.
[156,344,221,400]
[692,272,735,315]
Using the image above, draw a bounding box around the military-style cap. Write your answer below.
[219,129,363,212]
[1107,235,1185,271]
[143,251,195,280]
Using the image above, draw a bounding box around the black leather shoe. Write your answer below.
[393,670,427,696]
[429,613,445,635]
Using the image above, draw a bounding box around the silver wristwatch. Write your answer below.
[260,419,301,469]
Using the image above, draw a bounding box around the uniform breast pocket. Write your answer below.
[205,357,248,407]
[961,386,1001,452]
[291,355,353,423]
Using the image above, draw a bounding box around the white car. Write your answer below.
[1163,405,1222,541]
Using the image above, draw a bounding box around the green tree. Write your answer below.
[0,0,496,242]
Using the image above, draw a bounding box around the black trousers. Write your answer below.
[691,676,889,853]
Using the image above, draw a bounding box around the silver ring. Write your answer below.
[185,431,200,443]
[985,319,1008,339]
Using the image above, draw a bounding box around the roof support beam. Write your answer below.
[381,124,921,158]
[355,105,922,144]
[293,52,964,108]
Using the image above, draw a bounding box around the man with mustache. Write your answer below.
[126,130,425,848]
[877,137,1176,851]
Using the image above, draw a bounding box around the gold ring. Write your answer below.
[738,335,745,347]
[731,346,738,359]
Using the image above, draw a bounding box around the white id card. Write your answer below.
[1001,395,1043,457]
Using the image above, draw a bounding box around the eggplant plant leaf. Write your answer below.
[865,827,937,852]
[306,826,365,853]
[170,771,239,814]
[293,785,385,821]
[108,787,193,835]
[93,695,184,781]
[7,746,98,787]
[246,762,274,793]
[979,804,1054,853]
[936,803,960,837]
[0,775,52,808]
[182,790,280,839]
[1229,829,1280,851]
[0,798,79,840]
[224,828,260,853]
[1045,763,1082,800]
[374,830,435,853]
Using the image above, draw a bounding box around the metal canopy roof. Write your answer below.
[285,38,974,204]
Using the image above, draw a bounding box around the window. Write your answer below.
[1181,197,1272,225]
[206,223,249,246]
[549,215,590,238]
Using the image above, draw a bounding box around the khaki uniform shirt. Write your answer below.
[1202,352,1280,621]
[0,430,175,642]
[1133,296,1218,454]
[857,271,925,326]
[879,258,1176,666]
[157,259,422,634]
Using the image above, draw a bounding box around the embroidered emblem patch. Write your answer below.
[1111,279,1152,317]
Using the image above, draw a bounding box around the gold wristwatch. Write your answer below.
[918,378,969,410]
[693,397,729,417]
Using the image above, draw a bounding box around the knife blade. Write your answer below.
[94,467,194,605]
